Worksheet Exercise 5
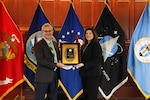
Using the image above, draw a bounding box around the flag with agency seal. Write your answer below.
[24,3,51,90]
[0,1,24,99]
[58,4,83,100]
[127,2,150,99]
[95,5,128,100]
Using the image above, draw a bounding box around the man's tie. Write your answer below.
[48,41,58,63]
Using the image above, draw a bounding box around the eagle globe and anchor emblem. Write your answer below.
[0,41,8,59]
[0,32,19,60]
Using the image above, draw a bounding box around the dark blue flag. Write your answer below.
[58,5,83,43]
[24,3,50,89]
[58,4,84,100]
[127,2,150,99]
[95,5,128,99]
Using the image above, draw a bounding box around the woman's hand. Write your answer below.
[76,63,84,68]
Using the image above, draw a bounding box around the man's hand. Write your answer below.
[56,63,65,68]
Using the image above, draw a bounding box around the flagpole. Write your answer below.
[104,0,111,11]
[20,84,23,100]
[37,0,40,3]
[69,0,75,9]
[69,0,74,3]
[106,0,108,4]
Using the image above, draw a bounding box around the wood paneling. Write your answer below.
[115,1,130,41]
[80,2,93,26]
[2,0,146,38]
[1,0,148,99]
[55,1,70,26]
[134,2,145,29]
[3,85,22,100]
[93,1,105,26]
[2,0,144,41]
[3,0,37,26]
[40,1,55,25]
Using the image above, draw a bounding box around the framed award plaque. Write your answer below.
[61,43,80,65]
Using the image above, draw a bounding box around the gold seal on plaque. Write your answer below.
[65,47,75,62]
[61,43,79,65]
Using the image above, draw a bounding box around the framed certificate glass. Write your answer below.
[61,43,80,65]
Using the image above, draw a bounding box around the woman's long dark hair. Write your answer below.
[82,27,98,46]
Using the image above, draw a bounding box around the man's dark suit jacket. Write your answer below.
[34,39,60,82]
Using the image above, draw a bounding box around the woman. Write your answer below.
[77,27,103,100]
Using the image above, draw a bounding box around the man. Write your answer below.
[34,23,64,100]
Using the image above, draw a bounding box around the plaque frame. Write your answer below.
[61,43,80,65]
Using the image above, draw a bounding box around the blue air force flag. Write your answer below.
[95,5,128,100]
[58,5,83,43]
[127,2,150,99]
[58,4,83,100]
[24,3,50,89]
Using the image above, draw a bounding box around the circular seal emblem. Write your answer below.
[134,37,150,63]
[26,31,42,64]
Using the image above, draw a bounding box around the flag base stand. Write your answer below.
[13,95,25,100]
[13,84,25,100]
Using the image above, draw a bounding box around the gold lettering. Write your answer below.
[24,55,37,73]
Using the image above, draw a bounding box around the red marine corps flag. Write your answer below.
[0,1,24,99]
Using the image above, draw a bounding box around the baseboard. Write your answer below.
[97,97,146,100]
[118,99,146,100]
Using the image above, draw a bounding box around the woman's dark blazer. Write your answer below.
[34,39,60,82]
[79,41,103,78]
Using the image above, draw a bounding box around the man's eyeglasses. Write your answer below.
[43,30,52,33]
